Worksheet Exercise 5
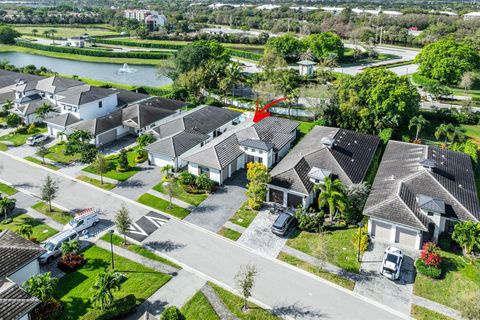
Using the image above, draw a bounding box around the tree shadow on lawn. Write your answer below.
[438,255,461,280]
[15,215,45,228]
[82,257,110,272]
[145,240,186,253]
[271,301,326,319]
[59,296,92,320]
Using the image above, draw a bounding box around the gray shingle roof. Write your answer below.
[364,141,480,230]
[239,139,274,151]
[15,98,53,116]
[0,230,45,278]
[114,89,150,106]
[44,113,81,128]
[269,126,380,194]
[57,85,116,106]
[146,130,209,158]
[0,70,44,92]
[0,278,40,320]
[71,109,122,135]
[122,102,178,129]
[35,76,84,94]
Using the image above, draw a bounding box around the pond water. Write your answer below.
[0,52,173,87]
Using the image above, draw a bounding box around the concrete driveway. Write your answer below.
[354,241,417,315]
[237,206,287,257]
[184,171,247,232]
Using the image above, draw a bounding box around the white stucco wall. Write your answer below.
[59,94,118,120]
[8,260,40,286]
[367,218,422,250]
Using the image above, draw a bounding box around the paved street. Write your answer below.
[0,152,406,319]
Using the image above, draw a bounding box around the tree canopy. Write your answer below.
[301,32,344,61]
[415,38,480,85]
[264,33,303,61]
[174,40,230,75]
[337,68,420,133]
[0,25,20,44]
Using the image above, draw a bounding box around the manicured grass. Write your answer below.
[100,233,180,269]
[31,201,72,225]
[461,124,480,145]
[229,202,257,228]
[211,283,280,320]
[45,143,81,164]
[278,252,355,290]
[0,127,47,146]
[181,291,220,320]
[286,226,361,273]
[218,227,242,241]
[24,156,60,170]
[0,182,17,196]
[153,181,208,207]
[0,213,58,242]
[77,175,116,190]
[410,304,453,320]
[413,249,480,311]
[137,193,191,219]
[54,245,172,319]
[0,142,7,151]
[16,26,118,38]
[83,149,140,181]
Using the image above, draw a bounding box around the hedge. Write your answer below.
[415,259,442,279]
[80,294,136,320]
[15,41,173,59]
[94,38,262,61]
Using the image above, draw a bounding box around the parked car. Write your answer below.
[26,134,48,146]
[63,208,99,233]
[39,229,79,264]
[380,246,404,280]
[271,210,296,236]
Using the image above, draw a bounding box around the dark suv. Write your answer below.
[271,211,296,236]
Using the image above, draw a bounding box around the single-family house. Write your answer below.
[0,277,40,320]
[267,126,380,209]
[184,116,299,184]
[146,106,241,170]
[364,141,480,250]
[0,70,44,106]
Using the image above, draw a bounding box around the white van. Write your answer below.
[39,229,79,264]
[63,208,100,233]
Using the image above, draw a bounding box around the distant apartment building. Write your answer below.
[464,12,480,20]
[124,9,167,31]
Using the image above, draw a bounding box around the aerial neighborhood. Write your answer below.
[0,1,480,320]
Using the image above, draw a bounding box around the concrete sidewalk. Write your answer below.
[412,295,462,320]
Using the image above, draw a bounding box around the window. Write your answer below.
[98,101,103,108]
[427,212,434,216]
[259,150,263,154]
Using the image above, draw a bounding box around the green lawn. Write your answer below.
[229,203,257,228]
[31,201,72,225]
[278,252,355,290]
[286,226,361,273]
[0,213,58,242]
[461,124,480,144]
[100,233,180,270]
[45,143,81,164]
[137,193,191,219]
[83,149,140,181]
[0,182,17,196]
[410,305,453,320]
[15,26,118,38]
[0,127,47,146]
[0,142,7,151]
[413,249,480,311]
[24,156,61,170]
[181,291,220,320]
[153,181,208,206]
[211,283,280,320]
[54,245,171,320]
[218,227,242,241]
[77,175,116,191]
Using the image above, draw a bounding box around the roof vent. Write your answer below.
[419,158,435,171]
[308,167,332,184]
[321,137,335,148]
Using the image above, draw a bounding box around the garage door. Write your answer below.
[395,227,417,248]
[98,129,117,145]
[287,193,303,208]
[151,153,174,168]
[372,220,391,241]
[269,188,284,205]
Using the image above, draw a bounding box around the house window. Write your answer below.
[428,212,434,216]
[98,101,103,108]
[259,150,263,154]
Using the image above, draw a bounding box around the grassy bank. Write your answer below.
[15,25,118,38]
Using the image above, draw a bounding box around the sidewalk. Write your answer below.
[412,295,463,320]
[147,189,195,211]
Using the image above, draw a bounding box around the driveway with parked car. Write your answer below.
[354,241,417,315]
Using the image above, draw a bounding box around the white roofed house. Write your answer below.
[184,117,299,185]
[363,141,480,250]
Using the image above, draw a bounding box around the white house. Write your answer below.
[124,9,167,31]
[364,141,480,250]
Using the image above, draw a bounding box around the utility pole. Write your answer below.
[379,26,383,46]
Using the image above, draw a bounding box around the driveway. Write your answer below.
[354,241,417,315]
[113,162,164,199]
[184,171,247,232]
[237,206,287,257]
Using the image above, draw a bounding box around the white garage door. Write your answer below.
[98,129,117,145]
[395,227,417,248]
[372,220,391,241]
[151,153,174,168]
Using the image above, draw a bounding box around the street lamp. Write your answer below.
[108,229,115,270]
[357,222,364,262]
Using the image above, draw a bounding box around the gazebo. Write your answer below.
[297,60,317,76]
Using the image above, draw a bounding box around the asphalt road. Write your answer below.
[0,152,406,320]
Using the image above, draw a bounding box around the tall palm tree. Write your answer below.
[49,29,57,44]
[35,102,54,122]
[91,271,122,310]
[435,123,454,145]
[0,196,15,222]
[317,177,348,223]
[447,126,464,144]
[31,29,38,38]
[408,115,429,141]
[161,164,174,178]
[42,30,50,39]
[225,62,242,97]
[275,70,298,119]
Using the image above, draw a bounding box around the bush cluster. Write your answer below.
[80,294,136,320]
[416,242,442,279]
[57,254,86,272]
[352,225,369,253]
[415,258,442,279]
[295,208,324,232]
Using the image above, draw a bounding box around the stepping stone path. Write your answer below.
[201,284,239,320]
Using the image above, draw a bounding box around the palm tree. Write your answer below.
[19,224,33,239]
[275,70,299,119]
[35,102,54,122]
[42,30,50,39]
[0,196,15,222]
[434,123,454,145]
[49,29,57,44]
[22,272,57,302]
[91,271,122,310]
[447,126,465,144]
[225,62,242,97]
[61,240,80,263]
[408,115,429,141]
[317,177,348,223]
[161,164,174,178]
[2,99,13,113]
[31,29,38,38]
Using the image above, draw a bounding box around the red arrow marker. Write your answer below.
[253,97,287,123]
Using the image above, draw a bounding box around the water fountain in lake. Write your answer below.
[118,63,137,74]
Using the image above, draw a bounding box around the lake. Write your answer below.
[0,52,173,87]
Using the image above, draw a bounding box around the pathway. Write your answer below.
[147,189,195,211]
[201,284,238,320]
[412,295,462,320]
[113,162,164,200]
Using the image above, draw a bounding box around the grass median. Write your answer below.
[137,193,191,219]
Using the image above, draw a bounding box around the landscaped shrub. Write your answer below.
[295,208,324,232]
[416,242,443,278]
[31,298,62,320]
[57,253,86,272]
[195,173,216,193]
[160,306,185,320]
[415,258,442,279]
[6,113,21,127]
[177,171,195,187]
[378,128,393,144]
[80,294,136,320]
[135,148,148,163]
[136,133,156,147]
[116,149,131,172]
[352,225,369,252]
[27,123,37,134]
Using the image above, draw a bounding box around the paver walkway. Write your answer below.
[201,284,238,320]
[412,295,462,320]
[223,221,246,234]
